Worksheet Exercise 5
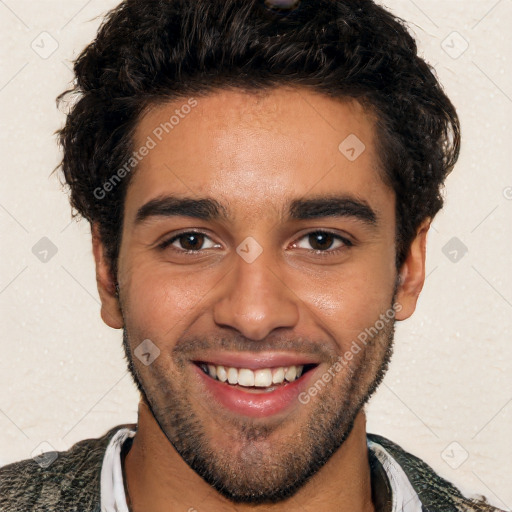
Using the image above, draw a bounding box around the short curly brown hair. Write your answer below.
[56,0,460,276]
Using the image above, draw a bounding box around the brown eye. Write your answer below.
[177,233,205,251]
[293,230,352,253]
[308,231,335,251]
[159,232,219,252]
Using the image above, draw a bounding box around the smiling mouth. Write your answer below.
[195,362,318,391]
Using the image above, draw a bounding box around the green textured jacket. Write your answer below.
[0,423,504,512]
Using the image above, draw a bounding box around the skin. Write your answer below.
[93,86,430,512]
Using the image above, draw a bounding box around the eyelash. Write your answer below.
[157,230,354,256]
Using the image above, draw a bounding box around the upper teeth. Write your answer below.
[203,364,304,387]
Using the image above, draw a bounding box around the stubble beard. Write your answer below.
[120,303,396,504]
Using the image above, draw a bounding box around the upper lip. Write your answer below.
[193,352,320,370]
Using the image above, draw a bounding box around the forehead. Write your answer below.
[127,87,391,220]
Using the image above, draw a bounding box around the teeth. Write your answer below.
[216,365,228,382]
[254,369,272,387]
[227,367,238,384]
[272,367,285,384]
[284,366,297,382]
[238,369,255,386]
[202,363,305,388]
[207,364,217,379]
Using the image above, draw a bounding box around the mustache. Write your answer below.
[172,333,338,362]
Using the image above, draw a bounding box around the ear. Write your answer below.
[92,224,124,329]
[394,218,431,321]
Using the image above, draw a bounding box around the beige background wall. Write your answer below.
[0,0,510,507]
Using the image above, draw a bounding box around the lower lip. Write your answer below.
[193,364,316,418]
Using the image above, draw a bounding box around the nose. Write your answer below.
[213,246,300,341]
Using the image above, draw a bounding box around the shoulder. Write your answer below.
[0,423,136,512]
[367,433,505,512]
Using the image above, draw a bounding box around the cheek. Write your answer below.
[121,260,215,338]
[295,259,396,345]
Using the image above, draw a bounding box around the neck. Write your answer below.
[124,400,375,512]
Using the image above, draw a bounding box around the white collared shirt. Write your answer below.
[100,428,423,512]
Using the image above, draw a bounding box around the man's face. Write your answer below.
[110,87,403,502]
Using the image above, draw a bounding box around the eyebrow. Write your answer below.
[289,196,377,225]
[135,196,229,224]
[134,195,378,226]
